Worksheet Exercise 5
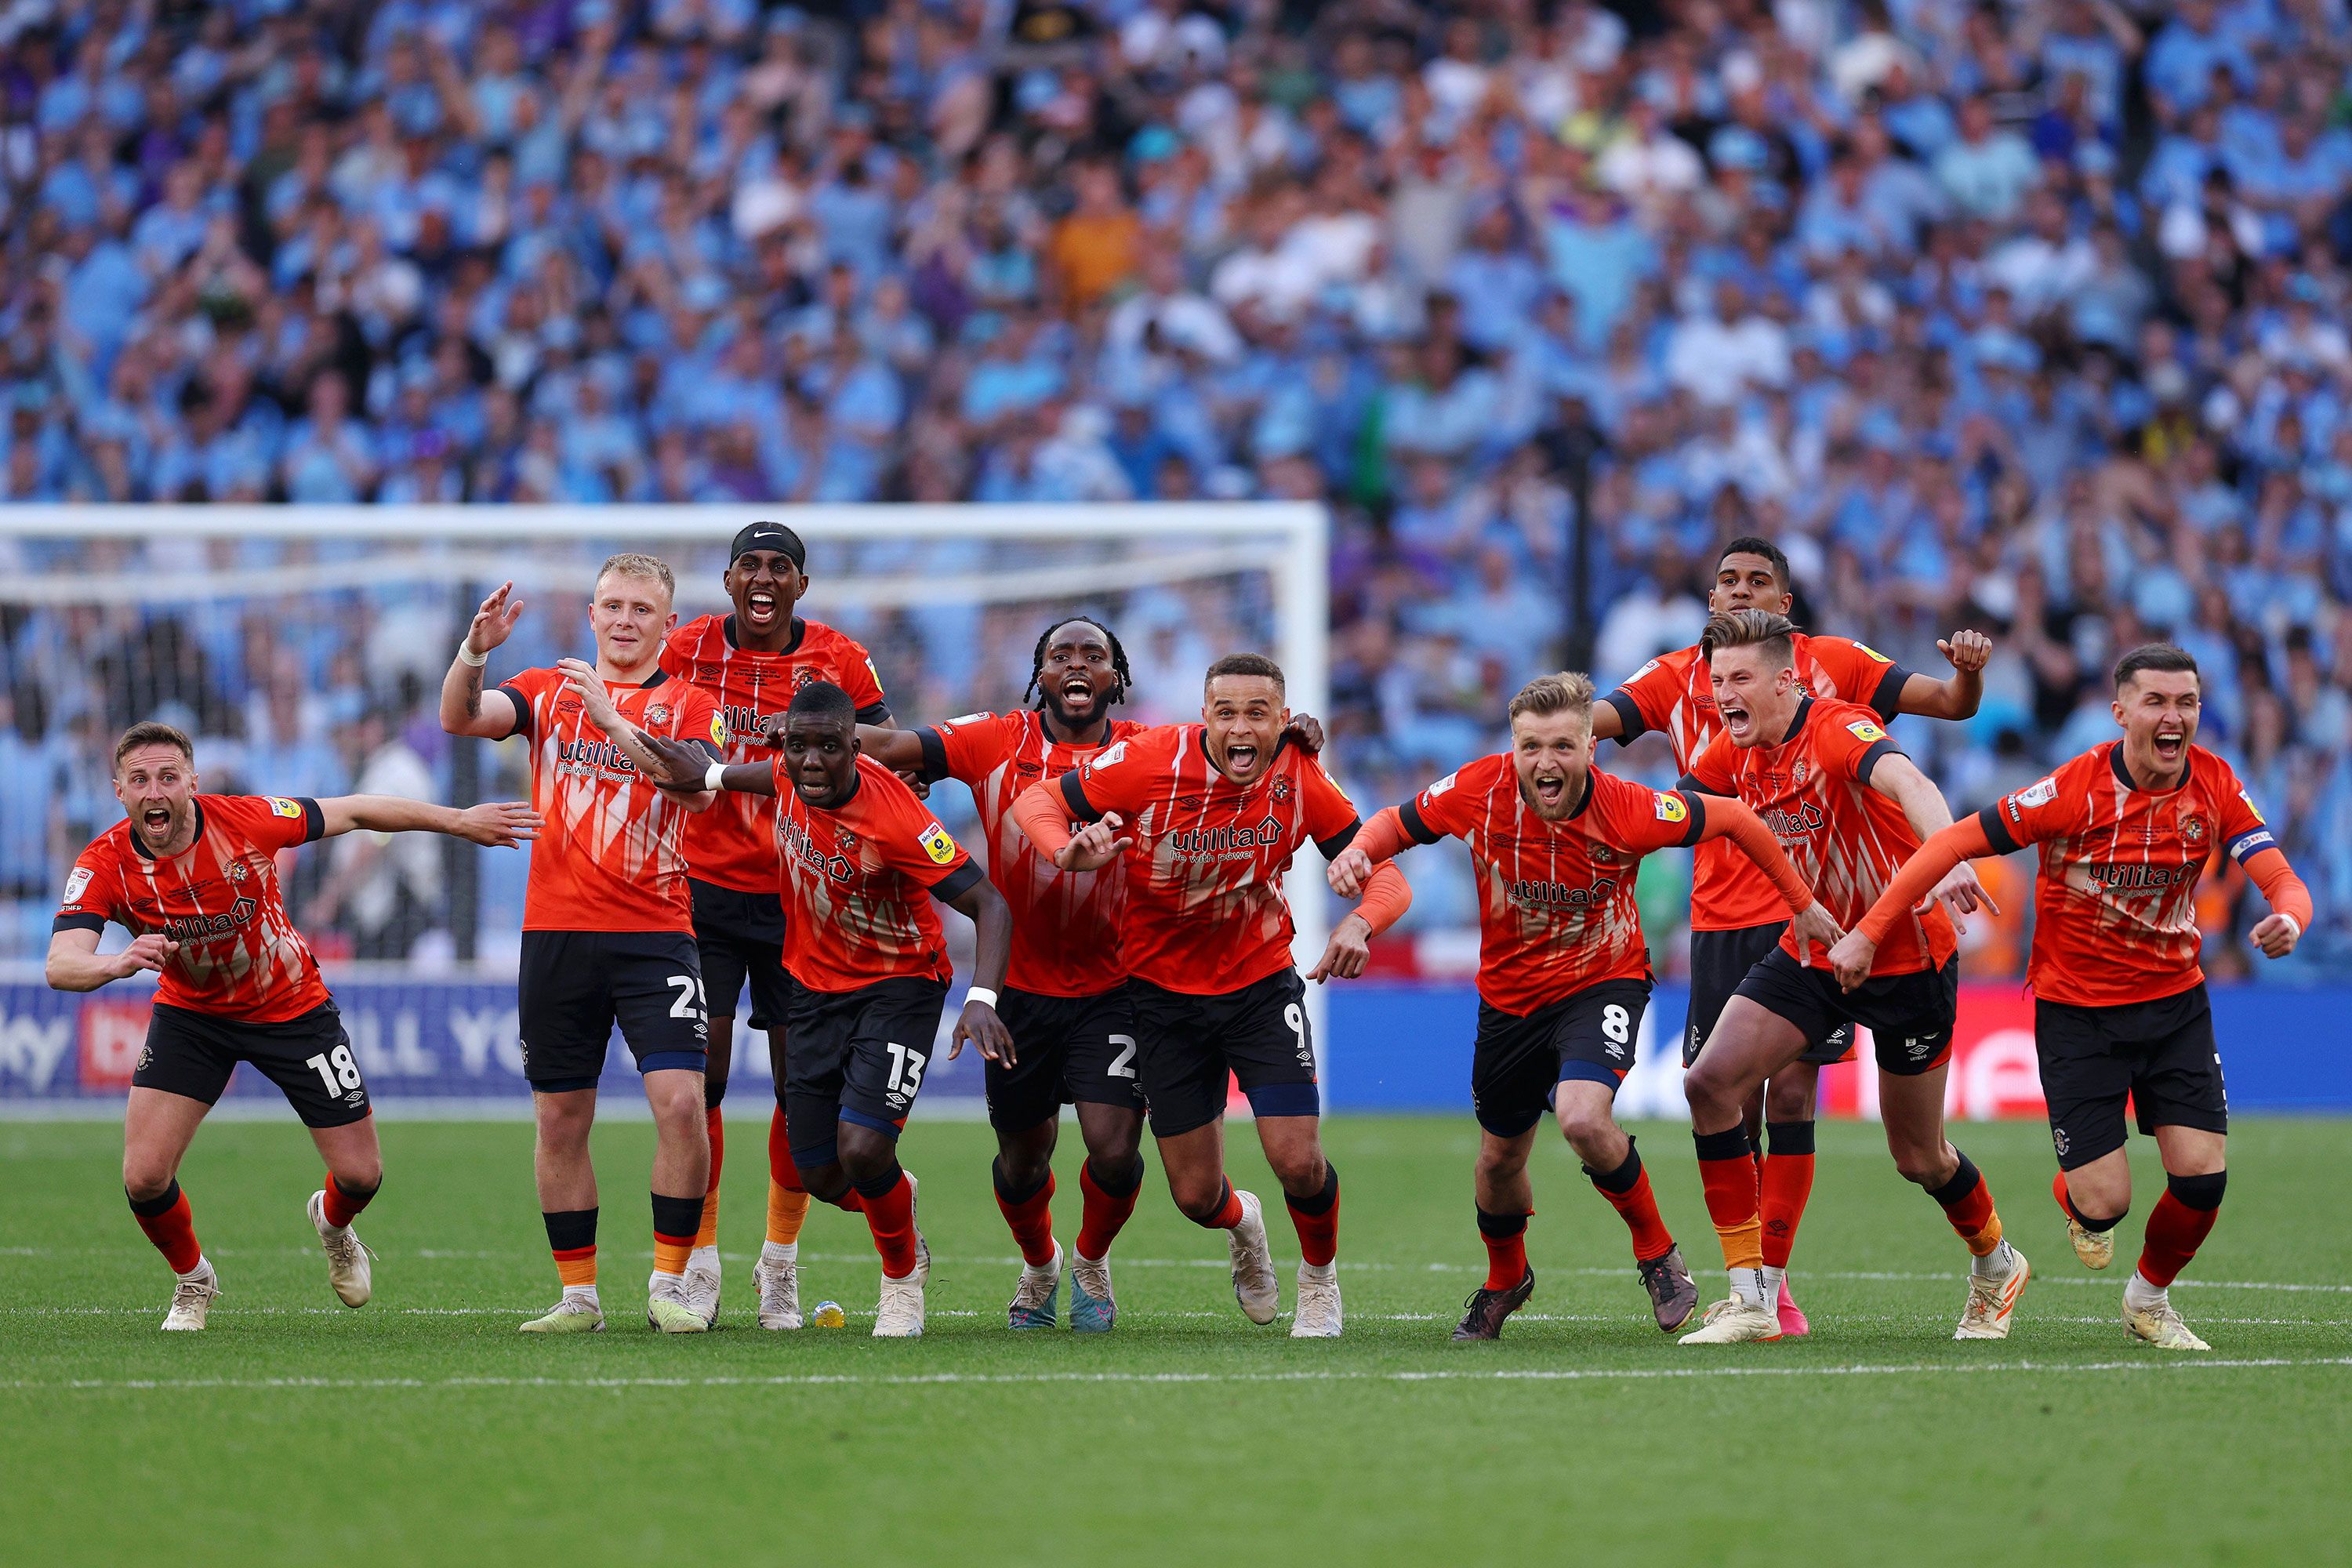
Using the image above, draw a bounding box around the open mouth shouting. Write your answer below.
[1058,672,1098,713]
[1224,741,1261,777]
[1529,770,1567,810]
[140,805,175,837]
[744,589,780,630]
[2152,723,2187,764]
[1719,692,1755,743]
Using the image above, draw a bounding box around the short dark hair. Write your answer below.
[2114,643,2200,691]
[114,721,194,771]
[785,680,857,726]
[1719,535,1791,591]
[1204,652,1285,695]
[1700,608,1798,669]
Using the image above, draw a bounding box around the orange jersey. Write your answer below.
[54,794,332,1022]
[1686,697,1955,975]
[1606,633,1911,931]
[1401,756,1706,1014]
[1980,742,2273,1007]
[772,753,981,992]
[1062,727,1361,996]
[495,666,726,934]
[659,614,890,894]
[919,710,1145,998]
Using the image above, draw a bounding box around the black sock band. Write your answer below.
[1693,1126,1751,1163]
[1585,1142,1644,1195]
[2168,1170,2227,1210]
[1766,1120,1817,1157]
[704,1076,728,1111]
[1476,1205,1530,1239]
[543,1207,597,1253]
[1926,1151,1983,1210]
[650,1192,702,1240]
[2061,1188,2124,1232]
[991,1155,1051,1206]
[1085,1153,1145,1196]
[851,1161,907,1202]
[1287,1163,1340,1215]
[126,1179,182,1218]
[331,1174,379,1205]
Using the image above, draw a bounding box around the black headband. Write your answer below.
[730,521,806,570]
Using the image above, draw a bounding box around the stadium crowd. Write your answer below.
[2,0,2351,977]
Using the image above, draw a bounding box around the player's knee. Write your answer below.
[836,1127,898,1188]
[1265,1145,1326,1193]
[1168,1173,1228,1223]
[331,1154,383,1196]
[121,1157,175,1204]
[1889,1142,1953,1189]
[1554,1101,1619,1154]
[1682,1058,1737,1118]
[1764,1076,1813,1121]
[994,1141,1053,1195]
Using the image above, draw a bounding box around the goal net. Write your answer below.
[0,503,1328,1115]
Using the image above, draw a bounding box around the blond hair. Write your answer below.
[594,552,677,605]
[1700,608,1796,667]
[1508,671,1596,724]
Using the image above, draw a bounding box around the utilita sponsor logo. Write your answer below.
[1760,801,1827,840]
[779,815,855,881]
[162,896,257,942]
[1506,877,1618,911]
[1167,815,1284,855]
[2086,862,2198,891]
[557,735,637,773]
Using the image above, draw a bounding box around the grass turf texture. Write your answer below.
[3,1114,2348,1566]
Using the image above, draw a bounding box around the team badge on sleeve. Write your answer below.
[918,821,959,865]
[267,797,303,818]
[1653,792,1689,823]
[1426,771,1457,797]
[1845,719,1887,744]
[1853,642,1893,664]
[2239,788,2266,825]
[62,866,91,904]
[710,711,728,747]
[1087,740,1129,773]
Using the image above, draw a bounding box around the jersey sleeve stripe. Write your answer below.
[915,727,951,784]
[856,702,891,725]
[298,797,326,844]
[1674,770,1714,797]
[1398,796,1443,845]
[1855,737,1901,785]
[494,683,532,741]
[1867,662,1911,719]
[2227,827,2279,865]
[931,860,985,901]
[51,911,105,935]
[1602,691,1646,742]
[1316,817,1363,861]
[1977,802,2020,855]
[1676,790,1707,848]
[1059,769,1098,820]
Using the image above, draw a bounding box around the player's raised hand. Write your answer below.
[2250,911,2303,959]
[1327,844,1374,898]
[1937,629,1993,673]
[1055,813,1131,872]
[466,581,524,656]
[1307,913,1374,982]
[1788,900,1846,967]
[640,731,712,790]
[556,658,624,734]
[1285,711,1328,753]
[1826,929,1876,993]
[452,801,542,847]
[950,996,1015,1065]
[1922,862,1998,934]
[116,934,178,977]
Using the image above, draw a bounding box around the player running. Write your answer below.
[657,520,895,1323]
[441,554,728,1336]
[1593,535,1991,1337]
[47,721,538,1330]
[1327,673,1835,1339]
[645,681,1014,1338]
[1830,644,2312,1351]
[1674,609,2026,1345]
[1011,653,1411,1338]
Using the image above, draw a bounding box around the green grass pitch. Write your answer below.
[3,1113,2348,1566]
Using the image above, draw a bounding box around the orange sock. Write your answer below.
[697,1106,724,1248]
[766,1104,811,1246]
[1693,1127,1764,1270]
[993,1160,1057,1266]
[544,1208,597,1287]
[1586,1142,1674,1265]
[128,1181,203,1274]
[652,1192,699,1276]
[1759,1121,1817,1269]
[1075,1158,1142,1260]
[856,1167,920,1278]
[1928,1151,2004,1256]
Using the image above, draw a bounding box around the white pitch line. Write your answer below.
[9,1358,2350,1393]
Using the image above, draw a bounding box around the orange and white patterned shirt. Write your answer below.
[771,753,982,992]
[494,665,725,933]
[54,794,332,1022]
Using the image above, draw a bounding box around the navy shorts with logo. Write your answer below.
[780,974,951,1166]
[2037,983,2227,1170]
[1733,946,1959,1076]
[1686,921,1853,1067]
[688,877,792,1033]
[1126,967,1318,1139]
[1472,978,1651,1138]
[517,929,710,1091]
[985,985,1146,1132]
[136,1000,372,1128]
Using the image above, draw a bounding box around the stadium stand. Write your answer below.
[0,0,2347,978]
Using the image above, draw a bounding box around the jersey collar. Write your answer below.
[724,614,806,655]
[2110,739,2192,796]
[129,800,205,861]
[1033,708,1115,750]
[1777,695,1815,748]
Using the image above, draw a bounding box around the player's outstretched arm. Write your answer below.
[940,876,1016,1065]
[1011,777,1131,869]
[855,724,926,771]
[2242,847,2314,960]
[45,928,175,993]
[1828,814,2003,991]
[1864,752,1997,933]
[1308,858,1410,982]
[641,731,776,797]
[1898,628,1993,720]
[442,581,524,739]
[1327,805,1414,897]
[316,795,543,846]
[1697,797,1841,954]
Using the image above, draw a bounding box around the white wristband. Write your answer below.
[456,640,487,667]
[964,986,1000,1011]
[703,762,727,792]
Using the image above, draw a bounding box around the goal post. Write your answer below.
[0,502,1334,1113]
